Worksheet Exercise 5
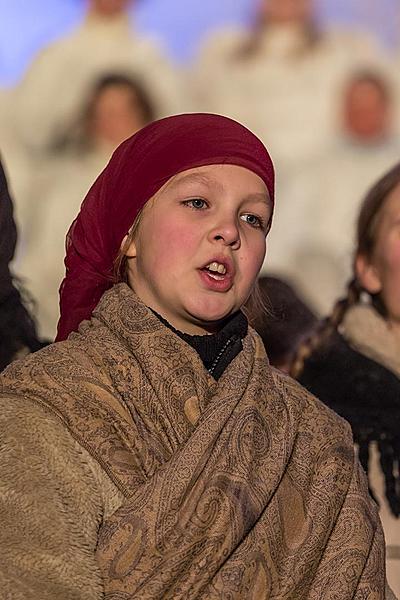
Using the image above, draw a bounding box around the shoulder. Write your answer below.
[0,392,123,597]
[300,333,400,395]
[197,27,251,61]
[321,26,384,55]
[298,333,400,430]
[0,359,125,512]
[0,393,103,510]
[1,332,106,386]
[0,321,131,431]
[130,34,171,59]
[25,28,80,67]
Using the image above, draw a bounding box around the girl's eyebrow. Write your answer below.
[168,172,270,205]
[244,192,271,205]
[170,172,218,189]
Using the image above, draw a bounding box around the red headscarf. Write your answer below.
[56,113,275,341]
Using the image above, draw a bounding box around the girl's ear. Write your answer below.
[120,234,137,258]
[355,253,382,294]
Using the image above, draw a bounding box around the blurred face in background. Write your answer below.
[89,0,132,17]
[89,84,147,149]
[343,78,390,143]
[259,0,313,25]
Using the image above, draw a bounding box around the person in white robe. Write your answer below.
[10,0,183,156]
[192,0,387,174]
[15,73,156,340]
[264,68,400,316]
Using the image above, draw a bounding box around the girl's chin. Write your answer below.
[186,307,236,333]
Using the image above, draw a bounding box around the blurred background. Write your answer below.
[0,0,399,85]
[1,0,400,340]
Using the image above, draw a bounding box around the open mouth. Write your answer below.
[202,261,227,280]
[198,258,234,292]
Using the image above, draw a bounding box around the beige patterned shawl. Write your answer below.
[1,284,385,598]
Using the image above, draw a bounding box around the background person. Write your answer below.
[263,68,400,315]
[192,0,385,173]
[10,0,183,157]
[291,163,400,595]
[15,73,156,339]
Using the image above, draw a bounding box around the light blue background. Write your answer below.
[0,0,398,86]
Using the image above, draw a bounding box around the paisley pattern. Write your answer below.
[1,284,385,598]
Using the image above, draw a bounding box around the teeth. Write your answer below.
[207,262,227,275]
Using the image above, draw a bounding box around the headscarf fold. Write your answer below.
[56,113,275,341]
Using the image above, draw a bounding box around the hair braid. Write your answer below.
[290,278,361,378]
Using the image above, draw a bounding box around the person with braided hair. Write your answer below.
[292,162,400,596]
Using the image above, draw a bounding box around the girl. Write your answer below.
[292,163,400,596]
[0,114,390,598]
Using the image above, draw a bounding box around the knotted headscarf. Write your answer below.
[57,113,275,341]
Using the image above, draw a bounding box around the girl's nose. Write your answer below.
[208,218,241,250]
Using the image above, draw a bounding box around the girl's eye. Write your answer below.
[241,213,264,229]
[184,198,208,210]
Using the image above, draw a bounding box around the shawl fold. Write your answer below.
[1,284,385,598]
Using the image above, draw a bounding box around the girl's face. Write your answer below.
[125,164,272,334]
[357,182,400,327]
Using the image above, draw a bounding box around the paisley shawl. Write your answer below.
[1,284,385,598]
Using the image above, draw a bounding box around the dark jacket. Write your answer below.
[299,331,400,517]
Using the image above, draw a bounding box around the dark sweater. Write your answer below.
[153,310,248,381]
[299,331,400,517]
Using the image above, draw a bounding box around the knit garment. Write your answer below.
[154,308,248,380]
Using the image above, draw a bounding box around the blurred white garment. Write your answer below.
[0,86,39,250]
[192,24,386,172]
[263,136,400,315]
[15,149,110,339]
[11,14,184,154]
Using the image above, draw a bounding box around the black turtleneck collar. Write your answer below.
[151,310,248,380]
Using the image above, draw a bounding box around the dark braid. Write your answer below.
[290,278,362,378]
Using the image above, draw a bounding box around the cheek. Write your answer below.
[375,240,400,310]
[240,238,266,275]
[380,240,400,277]
[389,243,400,265]
[146,220,198,271]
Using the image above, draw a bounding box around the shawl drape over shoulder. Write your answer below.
[0,284,386,598]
